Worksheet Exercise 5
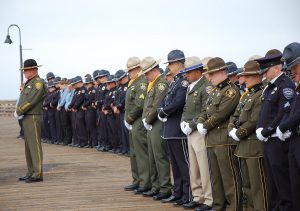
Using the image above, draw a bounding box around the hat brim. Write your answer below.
[126,64,141,72]
[181,63,204,74]
[237,71,260,76]
[163,57,185,64]
[286,56,300,70]
[20,65,42,70]
[142,59,162,75]
[69,79,82,86]
[203,65,228,75]
[116,73,127,81]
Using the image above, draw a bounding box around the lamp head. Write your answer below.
[4,35,12,44]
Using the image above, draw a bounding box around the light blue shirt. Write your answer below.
[64,89,75,110]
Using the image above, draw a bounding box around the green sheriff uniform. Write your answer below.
[125,75,150,189]
[198,78,242,211]
[16,75,46,179]
[142,74,171,194]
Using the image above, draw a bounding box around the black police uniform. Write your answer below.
[52,89,63,144]
[158,73,191,203]
[45,90,57,144]
[257,73,294,210]
[82,86,97,147]
[42,91,51,142]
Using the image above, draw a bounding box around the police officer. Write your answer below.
[124,57,150,193]
[158,50,191,205]
[197,57,242,211]
[140,57,172,200]
[82,74,97,148]
[113,70,130,155]
[180,57,213,210]
[103,75,119,153]
[276,42,300,211]
[52,77,62,144]
[17,59,46,183]
[255,49,294,210]
[68,76,88,148]
[228,60,268,211]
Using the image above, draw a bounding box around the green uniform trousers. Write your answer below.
[131,116,150,188]
[147,120,172,193]
[207,145,242,211]
[128,131,139,186]
[23,114,43,179]
[239,157,268,211]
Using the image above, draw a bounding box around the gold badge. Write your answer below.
[140,83,147,91]
[35,82,43,90]
[225,88,236,98]
[158,83,166,92]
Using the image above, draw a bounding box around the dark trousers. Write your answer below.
[75,110,87,147]
[97,111,108,147]
[166,138,191,203]
[85,109,97,147]
[62,109,72,145]
[264,137,293,211]
[119,112,129,153]
[55,110,63,143]
[18,118,24,137]
[42,110,50,140]
[71,112,78,145]
[289,135,300,211]
[48,108,57,143]
[107,113,119,149]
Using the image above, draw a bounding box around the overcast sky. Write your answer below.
[0,0,299,99]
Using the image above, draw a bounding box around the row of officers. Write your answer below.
[38,42,300,211]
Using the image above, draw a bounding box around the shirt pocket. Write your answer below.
[240,100,254,123]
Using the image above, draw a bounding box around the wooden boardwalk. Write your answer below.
[0,117,181,211]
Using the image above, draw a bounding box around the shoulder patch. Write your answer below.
[181,80,189,87]
[283,88,294,100]
[157,83,167,92]
[35,82,43,90]
[225,88,236,98]
[140,83,147,91]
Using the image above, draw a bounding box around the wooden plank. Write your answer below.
[0,117,181,211]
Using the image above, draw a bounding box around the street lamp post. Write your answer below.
[4,24,24,85]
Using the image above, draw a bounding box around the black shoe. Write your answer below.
[25,177,43,183]
[174,199,187,207]
[18,175,31,181]
[195,204,213,211]
[142,189,159,197]
[182,201,200,209]
[153,192,171,200]
[161,195,180,203]
[134,187,150,194]
[124,183,139,191]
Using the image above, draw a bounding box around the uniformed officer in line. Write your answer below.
[140,57,172,200]
[180,57,213,211]
[82,74,97,148]
[277,42,300,211]
[52,77,63,144]
[123,57,150,193]
[64,80,75,145]
[228,60,268,211]
[17,59,46,183]
[158,49,191,206]
[92,70,110,151]
[226,62,245,94]
[68,76,88,148]
[255,49,294,211]
[103,75,120,153]
[57,78,73,145]
[43,81,57,144]
[164,67,173,84]
[197,57,242,211]
[113,70,130,155]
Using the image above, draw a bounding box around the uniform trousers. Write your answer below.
[85,109,97,147]
[119,112,129,153]
[61,109,72,145]
[75,110,87,147]
[48,108,57,143]
[128,131,139,186]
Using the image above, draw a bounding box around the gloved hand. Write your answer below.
[256,128,267,142]
[124,120,132,130]
[14,110,24,120]
[180,121,187,133]
[229,128,240,141]
[142,118,152,131]
[185,123,192,136]
[276,127,292,141]
[197,123,207,135]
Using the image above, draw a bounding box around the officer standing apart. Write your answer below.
[255,50,294,211]
[180,56,213,211]
[277,42,300,211]
[124,57,150,193]
[17,59,46,183]
[228,60,268,211]
[158,49,192,206]
[140,57,172,200]
[197,57,242,211]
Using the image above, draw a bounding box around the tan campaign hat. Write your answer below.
[126,57,141,72]
[140,57,161,74]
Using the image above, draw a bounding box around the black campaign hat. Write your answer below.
[20,59,42,70]
[164,49,185,64]
[282,42,300,70]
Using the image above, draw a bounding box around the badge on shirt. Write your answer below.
[81,89,85,94]
[283,88,294,100]
[92,89,96,93]
[225,88,236,98]
[140,83,147,91]
[158,83,166,92]
[35,82,43,90]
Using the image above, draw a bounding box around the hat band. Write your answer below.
[143,60,158,72]
[184,64,204,72]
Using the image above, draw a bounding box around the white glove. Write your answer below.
[158,114,167,122]
[256,128,267,142]
[142,118,152,131]
[229,128,240,141]
[197,123,207,135]
[14,110,24,120]
[124,120,132,130]
[276,127,292,141]
[185,123,192,136]
[180,121,186,133]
